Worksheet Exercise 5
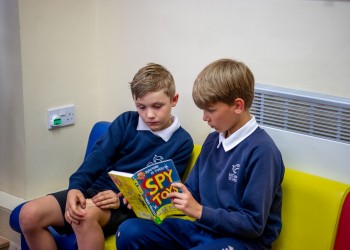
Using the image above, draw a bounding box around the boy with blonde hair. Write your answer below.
[117,59,285,250]
[19,63,193,250]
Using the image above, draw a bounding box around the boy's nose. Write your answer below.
[147,110,156,118]
[202,111,209,121]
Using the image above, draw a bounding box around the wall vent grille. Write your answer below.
[251,84,350,144]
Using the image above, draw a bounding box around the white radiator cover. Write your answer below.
[252,84,350,184]
[262,126,350,184]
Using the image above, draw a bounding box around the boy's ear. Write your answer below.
[233,98,245,113]
[171,93,179,107]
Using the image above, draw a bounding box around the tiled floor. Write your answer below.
[0,236,9,250]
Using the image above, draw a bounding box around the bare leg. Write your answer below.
[72,199,111,250]
[19,195,65,250]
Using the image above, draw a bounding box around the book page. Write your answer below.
[109,171,152,220]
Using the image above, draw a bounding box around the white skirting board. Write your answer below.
[0,191,25,249]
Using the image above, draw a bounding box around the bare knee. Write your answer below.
[19,202,43,233]
[72,210,97,232]
[19,196,63,234]
[72,206,108,234]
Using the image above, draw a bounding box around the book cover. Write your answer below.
[108,171,153,220]
[109,159,194,224]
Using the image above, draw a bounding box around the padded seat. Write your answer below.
[9,121,111,250]
[272,168,350,249]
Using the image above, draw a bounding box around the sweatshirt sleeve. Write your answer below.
[68,116,127,191]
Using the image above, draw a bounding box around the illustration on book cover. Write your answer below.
[109,160,194,224]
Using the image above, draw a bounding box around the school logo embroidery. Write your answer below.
[222,245,234,250]
[147,155,164,166]
[228,164,240,182]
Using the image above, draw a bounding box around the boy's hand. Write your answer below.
[117,192,133,210]
[167,182,202,220]
[92,190,120,209]
[65,189,86,225]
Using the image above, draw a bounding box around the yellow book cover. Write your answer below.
[108,171,153,220]
[108,159,195,224]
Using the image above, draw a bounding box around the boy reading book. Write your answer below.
[116,58,285,250]
[18,63,193,250]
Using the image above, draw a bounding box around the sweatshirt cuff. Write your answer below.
[198,206,216,225]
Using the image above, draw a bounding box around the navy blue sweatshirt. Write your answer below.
[186,126,284,249]
[69,111,193,194]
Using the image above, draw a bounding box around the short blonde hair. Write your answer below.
[192,58,254,109]
[130,63,175,99]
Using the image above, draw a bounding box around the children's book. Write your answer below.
[108,159,195,225]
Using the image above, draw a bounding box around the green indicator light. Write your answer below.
[53,118,62,126]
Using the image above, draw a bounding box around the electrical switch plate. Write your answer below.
[47,105,75,129]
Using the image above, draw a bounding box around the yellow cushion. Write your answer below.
[181,144,202,182]
[104,235,116,250]
[272,168,350,250]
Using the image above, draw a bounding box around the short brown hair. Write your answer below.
[130,63,175,99]
[192,58,255,109]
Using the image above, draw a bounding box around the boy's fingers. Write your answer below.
[171,182,188,193]
[77,194,86,209]
[167,189,183,200]
[171,182,183,188]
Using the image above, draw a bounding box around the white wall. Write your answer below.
[0,0,26,197]
[1,0,349,199]
[97,0,350,144]
[18,0,100,198]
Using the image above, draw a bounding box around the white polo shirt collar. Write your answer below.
[137,115,180,142]
[217,115,258,152]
